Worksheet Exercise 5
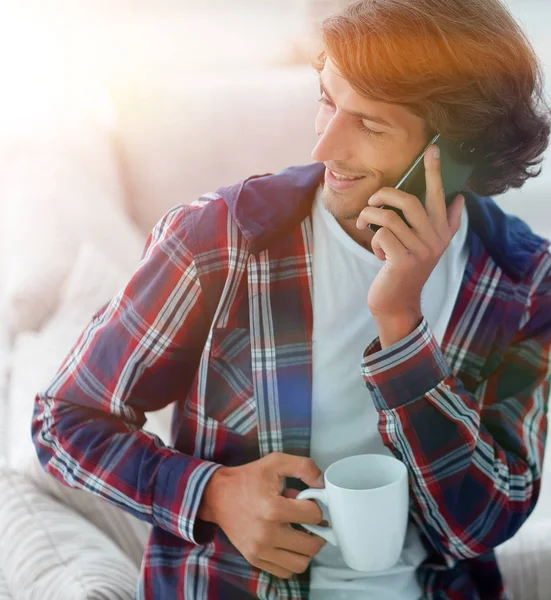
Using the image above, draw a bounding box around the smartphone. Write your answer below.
[367,133,476,233]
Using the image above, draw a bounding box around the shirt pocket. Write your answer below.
[205,327,257,437]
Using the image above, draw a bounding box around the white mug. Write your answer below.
[296,453,409,572]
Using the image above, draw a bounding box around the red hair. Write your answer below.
[312,0,551,196]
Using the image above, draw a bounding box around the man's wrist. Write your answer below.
[197,466,229,524]
[374,311,423,349]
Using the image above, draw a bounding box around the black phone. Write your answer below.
[367,133,476,233]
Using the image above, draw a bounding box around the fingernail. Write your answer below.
[316,474,325,486]
[433,146,440,159]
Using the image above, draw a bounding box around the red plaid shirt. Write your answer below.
[33,163,551,599]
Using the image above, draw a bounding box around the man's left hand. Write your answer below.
[356,144,465,321]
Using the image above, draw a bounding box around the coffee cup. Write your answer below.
[296,453,409,572]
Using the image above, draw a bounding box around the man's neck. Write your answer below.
[335,215,377,254]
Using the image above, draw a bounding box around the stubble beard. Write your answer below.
[321,184,364,222]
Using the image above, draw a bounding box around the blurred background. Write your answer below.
[0,2,550,599]
[0,0,549,234]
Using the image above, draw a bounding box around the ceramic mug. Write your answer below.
[297,453,409,572]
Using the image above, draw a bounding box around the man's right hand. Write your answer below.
[198,452,327,579]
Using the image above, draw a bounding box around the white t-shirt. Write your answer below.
[309,185,470,599]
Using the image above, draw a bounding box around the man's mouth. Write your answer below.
[325,167,366,189]
[328,169,364,181]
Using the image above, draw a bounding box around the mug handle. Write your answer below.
[296,488,338,546]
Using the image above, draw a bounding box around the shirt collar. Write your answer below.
[215,161,549,282]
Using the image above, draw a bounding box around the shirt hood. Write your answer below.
[214,161,549,282]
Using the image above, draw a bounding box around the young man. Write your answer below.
[32,0,551,598]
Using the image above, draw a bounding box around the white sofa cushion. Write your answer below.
[0,121,145,334]
[114,66,320,233]
[7,239,175,465]
[0,469,139,600]
[7,242,174,564]
[0,296,10,467]
[6,242,136,472]
[44,241,134,333]
[495,438,551,599]
[496,515,551,600]
[24,457,151,569]
[0,568,13,600]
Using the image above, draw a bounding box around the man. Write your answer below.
[32,0,551,598]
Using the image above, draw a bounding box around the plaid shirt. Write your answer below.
[33,162,551,599]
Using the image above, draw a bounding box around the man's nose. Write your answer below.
[311,116,353,163]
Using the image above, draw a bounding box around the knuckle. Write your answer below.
[380,211,394,226]
[299,456,315,477]
[246,552,260,567]
[389,211,402,226]
[306,538,322,556]
[257,527,270,548]
[295,556,311,574]
[244,546,258,564]
[268,451,282,464]
[430,240,445,256]
[248,539,262,556]
[417,247,431,261]
[308,503,323,522]
[263,501,279,522]
[280,570,293,579]
[250,530,268,555]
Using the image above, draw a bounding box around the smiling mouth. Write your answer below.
[325,167,367,191]
[327,168,365,181]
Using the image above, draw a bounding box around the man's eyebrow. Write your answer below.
[318,74,395,130]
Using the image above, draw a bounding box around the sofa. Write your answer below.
[0,62,550,599]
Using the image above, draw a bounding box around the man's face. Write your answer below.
[311,57,431,222]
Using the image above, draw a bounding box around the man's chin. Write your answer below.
[321,188,364,222]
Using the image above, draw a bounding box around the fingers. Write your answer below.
[266,452,324,489]
[370,227,412,263]
[255,558,294,579]
[251,525,326,579]
[358,192,435,251]
[358,207,426,256]
[423,144,447,223]
[267,496,323,525]
[274,525,326,557]
[282,488,299,499]
[359,189,426,230]
[261,548,312,576]
[281,489,329,525]
[447,193,464,234]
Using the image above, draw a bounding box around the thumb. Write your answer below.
[268,452,325,489]
[447,194,464,232]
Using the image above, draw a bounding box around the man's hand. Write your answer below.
[356,143,465,321]
[198,452,326,579]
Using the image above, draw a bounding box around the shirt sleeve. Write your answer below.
[32,204,221,545]
[361,249,551,564]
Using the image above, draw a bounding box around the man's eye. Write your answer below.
[318,95,384,139]
[358,123,384,138]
